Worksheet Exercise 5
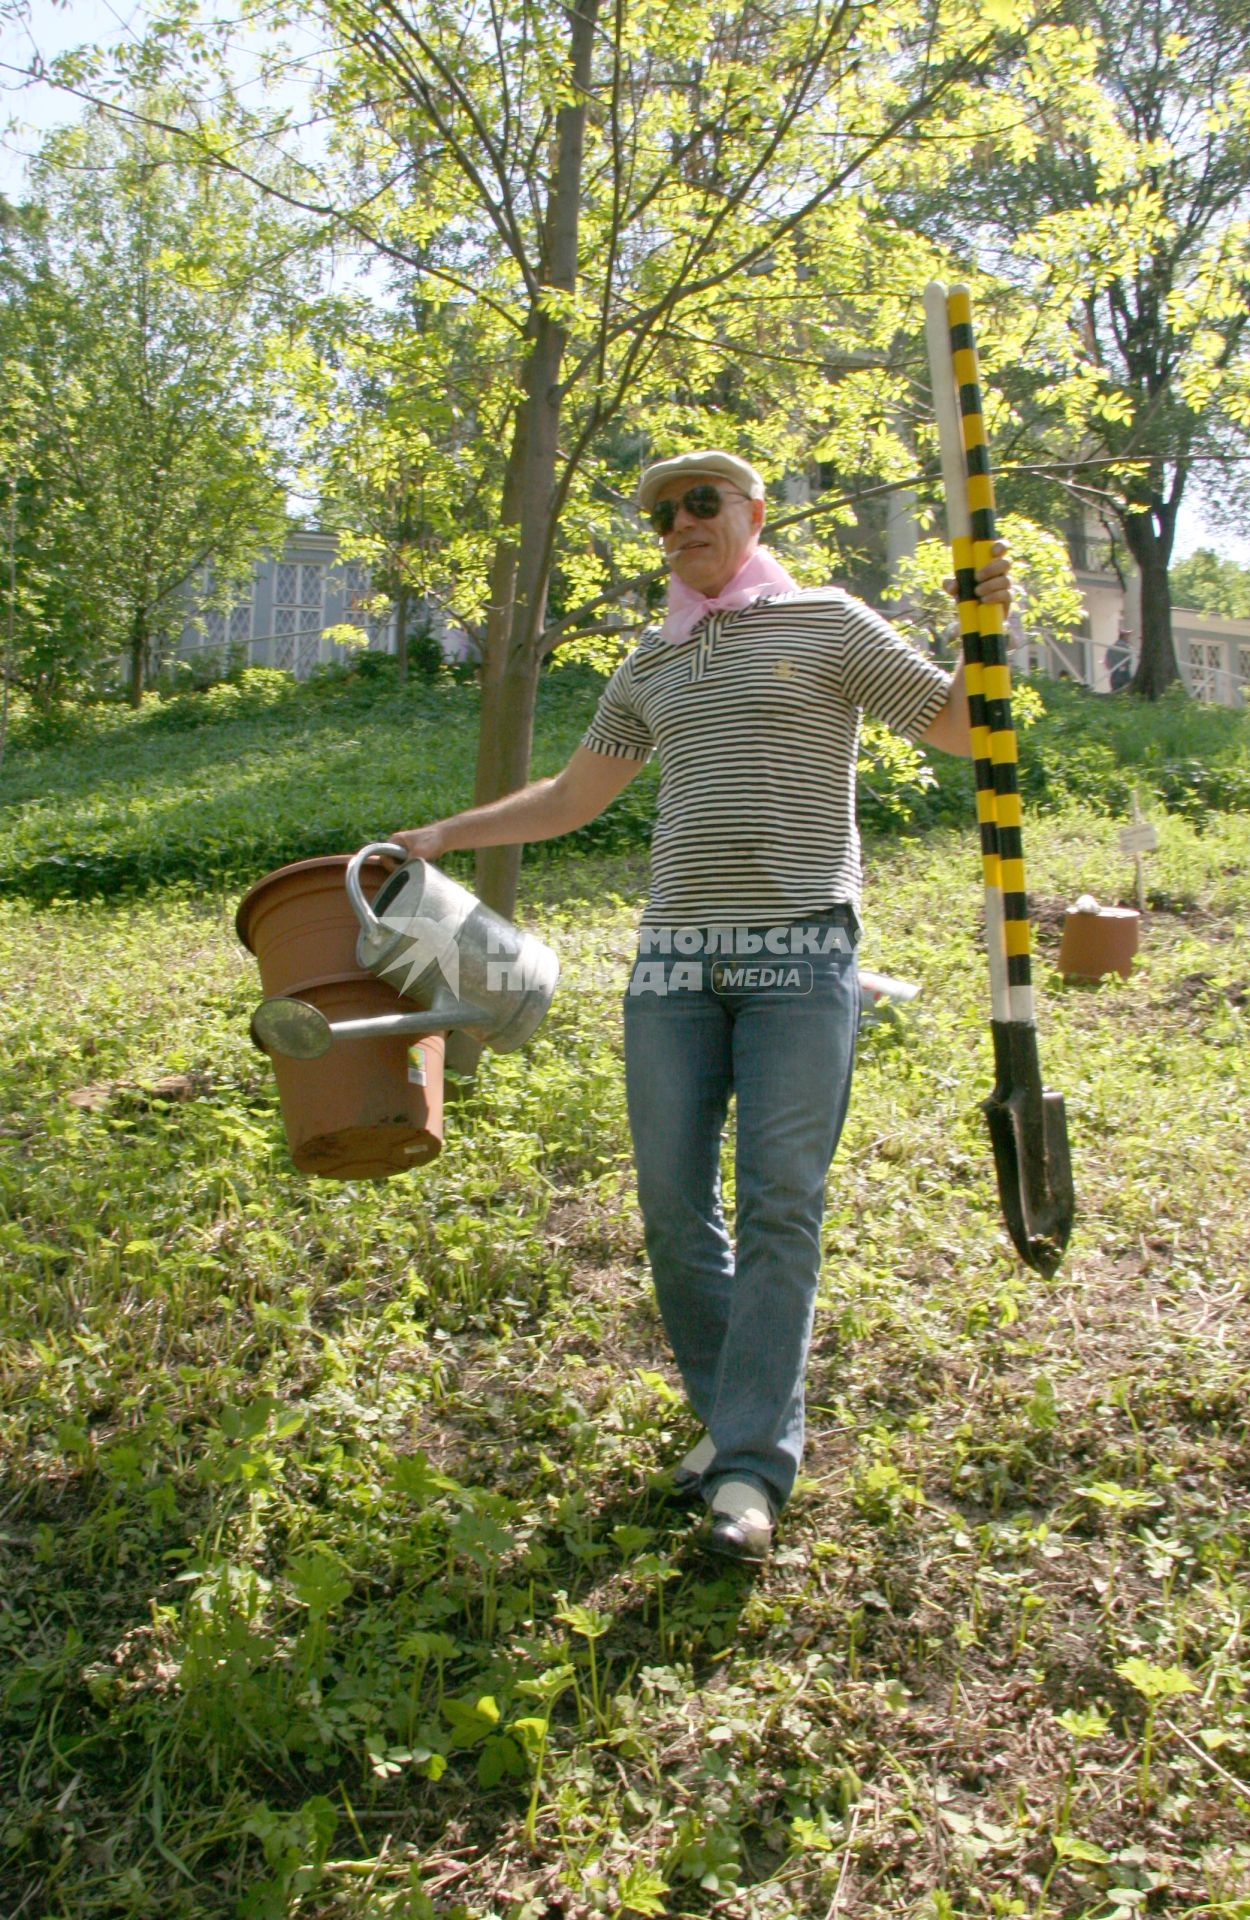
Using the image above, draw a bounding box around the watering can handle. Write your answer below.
[345,841,410,939]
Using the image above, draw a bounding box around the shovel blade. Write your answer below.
[984,1023,1076,1277]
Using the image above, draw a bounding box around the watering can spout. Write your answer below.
[250,994,492,1061]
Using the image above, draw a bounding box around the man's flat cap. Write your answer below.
[637,450,766,513]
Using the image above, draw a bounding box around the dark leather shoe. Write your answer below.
[704,1512,773,1564]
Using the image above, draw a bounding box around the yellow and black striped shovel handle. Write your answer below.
[947,286,1034,1023]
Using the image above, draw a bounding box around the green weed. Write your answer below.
[0,723,1248,1915]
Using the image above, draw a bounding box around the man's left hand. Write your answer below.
[945,538,1011,613]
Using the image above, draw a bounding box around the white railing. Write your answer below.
[1182,657,1249,708]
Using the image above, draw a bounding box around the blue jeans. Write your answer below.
[623,910,860,1517]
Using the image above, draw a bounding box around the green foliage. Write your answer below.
[295,306,486,676]
[1170,548,1250,621]
[1018,679,1250,821]
[141,667,298,733]
[1116,1657,1196,1704]
[857,720,940,825]
[0,104,298,707]
[901,0,1250,692]
[1,780,1249,1914]
[115,0,1059,778]
[240,1795,336,1918]
[0,664,609,900]
[890,515,1086,661]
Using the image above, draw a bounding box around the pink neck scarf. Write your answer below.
[661,545,801,643]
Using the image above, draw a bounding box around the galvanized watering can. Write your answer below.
[251,843,560,1062]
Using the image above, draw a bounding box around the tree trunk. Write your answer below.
[471,0,599,920]
[474,633,543,909]
[0,479,15,772]
[394,576,409,681]
[128,605,149,707]
[1122,496,1182,700]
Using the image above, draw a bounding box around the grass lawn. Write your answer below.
[1,674,1249,1918]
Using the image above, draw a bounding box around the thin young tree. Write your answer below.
[80,0,1028,910]
[315,0,1036,909]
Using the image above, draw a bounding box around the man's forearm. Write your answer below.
[921,659,973,757]
[946,658,972,755]
[434,777,572,852]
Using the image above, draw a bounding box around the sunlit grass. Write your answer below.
[1,791,1247,1916]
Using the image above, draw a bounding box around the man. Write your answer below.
[394,451,1008,1563]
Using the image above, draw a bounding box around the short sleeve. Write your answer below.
[833,596,952,741]
[580,658,654,761]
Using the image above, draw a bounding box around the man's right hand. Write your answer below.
[388,824,450,862]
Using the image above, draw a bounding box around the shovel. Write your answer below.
[924,281,1075,1276]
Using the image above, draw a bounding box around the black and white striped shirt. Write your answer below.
[581,587,951,928]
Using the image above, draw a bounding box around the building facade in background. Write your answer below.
[1045,517,1250,707]
[173,529,478,681]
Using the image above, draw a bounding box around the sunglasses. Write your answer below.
[649,482,747,535]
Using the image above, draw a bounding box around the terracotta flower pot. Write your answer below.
[237,855,445,1179]
[1057,905,1140,982]
[236,853,395,998]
